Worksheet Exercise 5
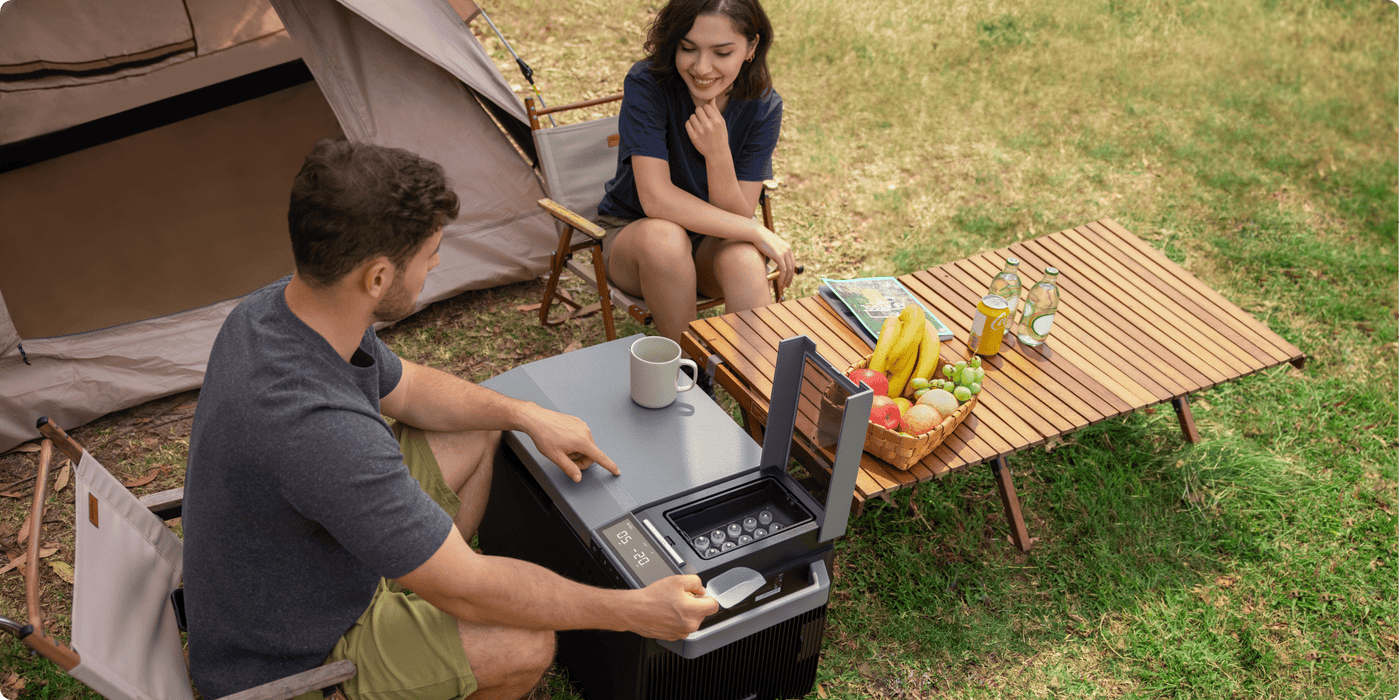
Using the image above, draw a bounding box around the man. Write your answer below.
[182,139,718,700]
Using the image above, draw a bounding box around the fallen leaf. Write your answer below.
[4,443,41,454]
[2,671,26,696]
[0,491,26,499]
[49,561,74,584]
[36,547,57,559]
[1215,576,1238,588]
[123,465,166,488]
[516,303,543,313]
[1305,651,1322,661]
[817,683,828,699]
[54,460,71,492]
[0,552,25,576]
[175,401,199,411]
[564,341,583,353]
[16,511,31,546]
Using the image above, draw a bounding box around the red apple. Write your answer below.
[869,395,901,430]
[848,368,889,397]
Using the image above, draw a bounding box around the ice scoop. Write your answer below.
[703,567,766,609]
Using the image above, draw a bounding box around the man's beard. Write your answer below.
[371,272,415,323]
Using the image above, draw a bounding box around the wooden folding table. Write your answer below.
[680,219,1306,552]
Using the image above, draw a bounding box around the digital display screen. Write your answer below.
[600,516,673,587]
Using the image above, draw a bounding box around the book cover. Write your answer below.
[820,277,955,342]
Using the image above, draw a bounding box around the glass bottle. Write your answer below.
[986,257,1023,336]
[1016,267,1061,347]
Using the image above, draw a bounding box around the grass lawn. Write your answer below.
[0,0,1394,698]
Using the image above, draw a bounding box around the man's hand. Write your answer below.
[685,100,730,161]
[516,404,620,481]
[628,575,720,640]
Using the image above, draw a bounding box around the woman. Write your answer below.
[596,0,796,346]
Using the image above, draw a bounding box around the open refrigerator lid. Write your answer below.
[760,336,873,543]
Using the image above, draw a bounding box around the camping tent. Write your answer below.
[0,0,557,451]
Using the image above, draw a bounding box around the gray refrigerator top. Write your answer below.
[481,335,763,536]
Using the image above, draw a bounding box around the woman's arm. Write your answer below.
[634,154,793,286]
[685,100,761,218]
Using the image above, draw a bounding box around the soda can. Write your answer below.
[967,294,1011,356]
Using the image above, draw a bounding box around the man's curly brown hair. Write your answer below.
[288,139,460,288]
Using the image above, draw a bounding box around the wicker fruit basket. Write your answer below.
[846,355,978,470]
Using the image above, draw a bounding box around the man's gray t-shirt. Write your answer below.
[182,278,454,696]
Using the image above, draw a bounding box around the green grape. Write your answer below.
[914,388,929,399]
[974,367,985,382]
[942,364,955,378]
[969,382,981,395]
[969,356,981,369]
[954,360,967,373]
[960,367,978,386]
[910,378,930,391]
[953,386,972,403]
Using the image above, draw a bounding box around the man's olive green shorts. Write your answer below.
[296,425,477,700]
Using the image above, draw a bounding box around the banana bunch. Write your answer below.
[868,303,942,398]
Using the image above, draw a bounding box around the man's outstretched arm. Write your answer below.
[397,525,718,639]
[381,359,619,481]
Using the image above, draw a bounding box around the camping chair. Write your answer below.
[530,94,791,341]
[0,417,355,700]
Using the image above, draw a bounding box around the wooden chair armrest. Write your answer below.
[764,264,806,282]
[140,487,184,521]
[214,660,356,700]
[537,199,606,240]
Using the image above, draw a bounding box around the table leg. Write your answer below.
[1172,395,1201,444]
[990,456,1031,553]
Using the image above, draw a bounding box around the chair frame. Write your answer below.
[530,94,784,342]
[0,417,355,700]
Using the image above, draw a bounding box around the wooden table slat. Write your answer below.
[1093,220,1304,364]
[986,244,1219,391]
[904,270,1135,419]
[971,246,1198,399]
[933,261,1173,406]
[960,250,1209,395]
[1048,228,1262,374]
[1058,228,1271,372]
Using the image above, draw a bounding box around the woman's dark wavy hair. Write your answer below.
[644,0,774,101]
[287,139,459,288]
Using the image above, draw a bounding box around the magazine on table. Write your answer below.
[818,276,954,348]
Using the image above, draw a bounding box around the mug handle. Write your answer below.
[677,359,698,392]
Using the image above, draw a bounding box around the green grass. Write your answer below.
[2,0,1394,698]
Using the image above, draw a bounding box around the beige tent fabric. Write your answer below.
[0,80,340,339]
[0,290,17,358]
[0,5,301,144]
[0,0,194,78]
[272,0,556,304]
[187,0,287,55]
[0,301,234,455]
[69,450,191,700]
[0,0,555,452]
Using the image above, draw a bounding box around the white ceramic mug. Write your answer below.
[630,336,698,408]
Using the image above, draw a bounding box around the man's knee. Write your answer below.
[461,624,556,694]
[519,629,556,677]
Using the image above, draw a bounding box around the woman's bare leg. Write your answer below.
[696,237,769,313]
[606,218,700,343]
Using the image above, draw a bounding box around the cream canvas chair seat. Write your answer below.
[0,418,354,700]
[531,94,786,341]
